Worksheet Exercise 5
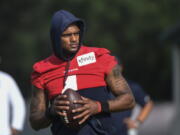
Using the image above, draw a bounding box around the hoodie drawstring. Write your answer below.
[63,60,70,87]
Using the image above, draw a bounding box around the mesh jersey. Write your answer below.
[31,46,117,99]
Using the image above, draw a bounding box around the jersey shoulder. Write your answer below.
[80,46,111,56]
[32,55,63,73]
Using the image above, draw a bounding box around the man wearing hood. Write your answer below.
[29,10,135,135]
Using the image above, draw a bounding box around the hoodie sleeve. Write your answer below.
[96,48,118,75]
[129,81,151,107]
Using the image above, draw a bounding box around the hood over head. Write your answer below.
[50,10,85,61]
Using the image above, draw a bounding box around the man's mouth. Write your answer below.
[70,43,79,48]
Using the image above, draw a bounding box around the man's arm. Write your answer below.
[29,86,70,130]
[72,64,135,124]
[136,100,153,122]
[124,100,154,129]
[29,86,51,130]
[11,128,21,135]
[106,64,135,112]
[8,75,25,134]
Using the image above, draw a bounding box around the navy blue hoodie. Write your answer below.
[50,10,85,61]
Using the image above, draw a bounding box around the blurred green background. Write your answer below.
[1,0,180,101]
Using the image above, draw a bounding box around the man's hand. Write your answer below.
[11,128,20,135]
[72,96,100,124]
[51,94,70,117]
[124,118,140,129]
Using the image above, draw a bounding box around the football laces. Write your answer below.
[63,110,69,123]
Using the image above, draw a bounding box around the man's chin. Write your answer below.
[62,47,79,55]
[70,48,79,53]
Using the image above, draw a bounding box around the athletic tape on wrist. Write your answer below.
[96,101,102,113]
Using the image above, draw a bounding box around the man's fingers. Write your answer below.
[81,96,88,100]
[73,110,90,120]
[73,100,85,105]
[55,94,67,100]
[54,105,69,111]
[72,104,89,113]
[78,115,89,125]
[54,100,70,106]
[123,118,130,123]
[57,111,67,117]
[73,97,89,104]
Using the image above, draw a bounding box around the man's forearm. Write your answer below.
[29,111,52,130]
[29,86,52,130]
[106,65,135,112]
[136,100,154,122]
[108,91,135,112]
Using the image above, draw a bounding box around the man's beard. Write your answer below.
[62,48,77,59]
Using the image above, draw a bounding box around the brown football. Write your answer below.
[61,88,83,129]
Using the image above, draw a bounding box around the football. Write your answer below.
[61,88,83,129]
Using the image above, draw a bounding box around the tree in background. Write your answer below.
[0,0,179,100]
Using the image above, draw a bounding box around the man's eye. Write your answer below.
[62,32,80,37]
[74,32,80,36]
[62,33,71,37]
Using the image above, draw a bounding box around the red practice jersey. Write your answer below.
[31,46,117,99]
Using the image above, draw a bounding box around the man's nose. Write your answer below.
[70,34,77,41]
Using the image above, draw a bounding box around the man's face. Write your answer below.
[61,24,80,54]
